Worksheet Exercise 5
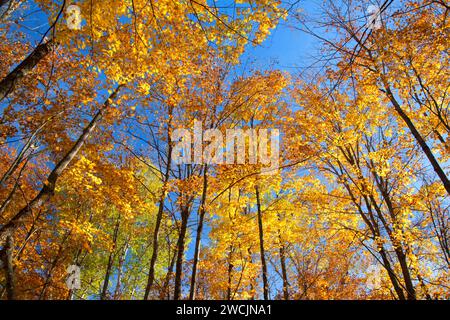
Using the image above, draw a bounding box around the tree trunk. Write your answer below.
[382,82,450,196]
[368,170,417,300]
[144,106,173,300]
[226,246,233,300]
[0,85,122,244]
[174,206,189,300]
[189,165,208,300]
[160,246,177,300]
[0,39,54,101]
[279,240,289,300]
[0,111,62,187]
[113,243,128,300]
[255,185,269,300]
[100,217,121,300]
[394,248,416,300]
[2,235,16,299]
[378,245,406,300]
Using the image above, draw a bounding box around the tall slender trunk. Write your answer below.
[276,211,289,300]
[368,170,417,300]
[279,239,289,300]
[362,194,407,299]
[0,39,54,101]
[0,85,122,244]
[339,153,411,300]
[352,29,450,195]
[100,249,114,299]
[429,206,450,267]
[144,106,173,300]
[174,206,189,300]
[226,246,234,300]
[364,201,407,299]
[100,217,121,300]
[160,246,177,300]
[382,81,450,196]
[255,185,269,300]
[2,235,16,299]
[247,247,256,300]
[189,166,208,300]
[1,132,32,186]
[394,248,416,300]
[113,243,129,300]
[378,245,406,300]
[0,110,62,188]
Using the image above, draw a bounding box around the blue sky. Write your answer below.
[242,1,319,72]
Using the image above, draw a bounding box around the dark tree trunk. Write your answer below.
[0,85,122,244]
[255,185,269,300]
[226,247,233,300]
[100,217,121,300]
[368,168,417,300]
[394,248,416,300]
[0,39,54,101]
[279,240,289,300]
[160,246,177,300]
[382,82,450,196]
[247,247,256,300]
[174,206,189,300]
[2,235,16,299]
[144,106,173,300]
[189,166,208,300]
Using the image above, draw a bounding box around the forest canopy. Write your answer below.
[0,0,449,300]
